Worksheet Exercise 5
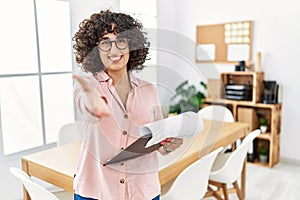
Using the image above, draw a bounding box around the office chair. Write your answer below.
[161,147,224,200]
[198,105,234,123]
[207,129,261,200]
[198,105,239,152]
[57,121,85,146]
[9,167,72,200]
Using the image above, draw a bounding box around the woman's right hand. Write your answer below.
[73,75,110,118]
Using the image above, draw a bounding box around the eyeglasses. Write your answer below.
[98,37,129,52]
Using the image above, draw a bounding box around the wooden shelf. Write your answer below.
[221,71,264,103]
[256,133,271,140]
[204,72,282,168]
[205,98,282,109]
[247,161,269,167]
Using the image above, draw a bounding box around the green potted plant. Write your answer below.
[259,117,268,133]
[169,80,207,114]
[257,146,268,162]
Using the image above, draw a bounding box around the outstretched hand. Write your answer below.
[73,75,110,118]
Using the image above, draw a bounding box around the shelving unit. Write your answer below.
[204,71,282,168]
[220,71,264,103]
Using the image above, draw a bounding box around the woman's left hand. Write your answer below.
[158,138,183,155]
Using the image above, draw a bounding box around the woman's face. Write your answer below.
[98,32,130,74]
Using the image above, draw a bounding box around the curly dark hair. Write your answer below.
[72,10,150,74]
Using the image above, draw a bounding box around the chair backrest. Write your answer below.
[210,129,261,183]
[57,121,85,146]
[9,167,59,200]
[162,147,224,200]
[198,105,234,122]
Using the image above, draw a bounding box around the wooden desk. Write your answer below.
[22,142,80,199]
[22,120,248,200]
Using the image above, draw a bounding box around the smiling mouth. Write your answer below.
[108,55,122,62]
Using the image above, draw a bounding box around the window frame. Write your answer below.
[0,0,75,160]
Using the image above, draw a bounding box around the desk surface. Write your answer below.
[22,120,249,199]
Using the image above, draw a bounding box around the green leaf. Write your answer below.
[188,96,199,106]
[169,104,180,114]
[200,81,207,89]
[259,117,268,125]
[175,80,188,93]
[258,146,268,155]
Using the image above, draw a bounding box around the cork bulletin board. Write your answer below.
[196,20,253,63]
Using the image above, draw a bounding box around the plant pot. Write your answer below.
[259,154,268,163]
[260,125,267,133]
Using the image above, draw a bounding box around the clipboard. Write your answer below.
[103,134,162,166]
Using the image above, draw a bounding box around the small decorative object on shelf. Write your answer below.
[262,80,279,104]
[255,52,262,72]
[257,146,268,163]
[259,117,268,133]
[235,60,246,71]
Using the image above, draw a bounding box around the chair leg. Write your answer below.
[233,181,243,200]
[207,185,223,200]
[221,183,229,200]
[209,180,243,200]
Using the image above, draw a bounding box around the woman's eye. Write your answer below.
[101,40,111,46]
[117,37,127,44]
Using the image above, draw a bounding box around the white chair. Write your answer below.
[207,129,261,200]
[41,121,84,194]
[9,167,72,200]
[198,105,236,151]
[57,121,85,146]
[198,105,234,122]
[161,147,224,200]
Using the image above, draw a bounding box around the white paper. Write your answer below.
[227,44,249,61]
[140,111,204,148]
[196,44,216,61]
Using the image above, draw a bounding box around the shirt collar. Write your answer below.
[95,71,110,82]
[129,72,139,87]
[95,70,139,87]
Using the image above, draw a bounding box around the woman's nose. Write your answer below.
[109,41,119,53]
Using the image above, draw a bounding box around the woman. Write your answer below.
[72,10,183,200]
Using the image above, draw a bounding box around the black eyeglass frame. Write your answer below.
[97,37,130,52]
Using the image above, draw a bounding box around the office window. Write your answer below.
[0,0,74,155]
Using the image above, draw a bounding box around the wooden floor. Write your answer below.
[204,162,300,200]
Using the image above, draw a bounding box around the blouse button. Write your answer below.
[120,162,125,166]
[124,114,128,119]
[122,130,127,135]
[121,147,125,150]
[120,178,125,184]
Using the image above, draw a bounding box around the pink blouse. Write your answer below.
[73,71,163,200]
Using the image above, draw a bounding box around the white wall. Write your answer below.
[69,0,119,36]
[157,0,300,162]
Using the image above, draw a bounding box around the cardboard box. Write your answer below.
[207,78,224,100]
[237,107,259,131]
